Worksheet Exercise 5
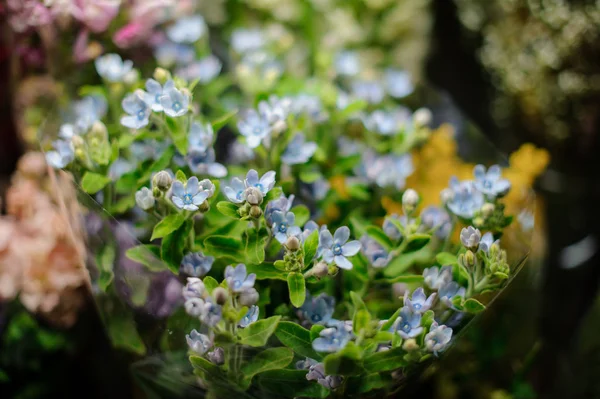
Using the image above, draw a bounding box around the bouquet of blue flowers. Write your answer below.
[39,9,531,398]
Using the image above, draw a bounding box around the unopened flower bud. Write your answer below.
[181,88,192,99]
[440,188,453,204]
[213,287,228,305]
[402,338,419,352]
[153,170,172,191]
[413,108,432,127]
[238,288,259,306]
[153,67,171,84]
[460,226,481,250]
[183,277,205,300]
[199,200,210,213]
[184,298,205,317]
[135,187,155,210]
[249,205,263,219]
[244,187,264,205]
[90,121,108,138]
[465,250,475,267]
[123,69,139,85]
[207,347,225,365]
[272,120,287,135]
[71,135,85,148]
[481,203,495,217]
[490,243,500,258]
[313,261,329,278]
[286,236,301,251]
[402,189,419,207]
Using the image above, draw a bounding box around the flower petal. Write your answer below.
[172,181,185,197]
[259,170,276,192]
[333,226,350,245]
[187,176,199,195]
[334,255,353,270]
[319,229,333,249]
[341,240,361,256]
[245,169,259,187]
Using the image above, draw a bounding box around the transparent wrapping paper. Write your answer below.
[39,107,534,398]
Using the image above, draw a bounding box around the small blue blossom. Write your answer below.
[160,80,189,117]
[182,277,205,300]
[265,194,295,226]
[319,226,361,270]
[306,363,343,389]
[166,15,206,43]
[518,210,534,232]
[171,176,214,211]
[58,123,78,140]
[478,232,499,255]
[424,322,453,356]
[423,266,453,291]
[135,187,155,210]
[384,69,414,98]
[312,178,330,201]
[95,53,133,82]
[383,214,407,241]
[281,133,318,165]
[299,292,335,325]
[223,177,246,204]
[420,206,452,239]
[290,94,327,122]
[337,137,362,157]
[361,108,411,136]
[237,109,272,148]
[351,80,385,105]
[238,305,259,328]
[392,308,424,339]
[108,158,135,180]
[187,148,227,178]
[245,169,276,196]
[186,329,212,355]
[142,79,165,112]
[446,177,485,219]
[271,211,302,244]
[154,42,195,67]
[302,221,327,243]
[360,236,391,268]
[473,164,511,198]
[460,226,482,249]
[438,281,466,308]
[334,51,360,76]
[176,55,223,83]
[181,252,214,277]
[296,358,318,370]
[404,287,436,314]
[121,90,151,129]
[46,140,74,169]
[201,300,222,326]
[312,322,352,353]
[357,150,414,190]
[258,95,292,126]
[72,95,107,131]
[225,264,256,293]
[231,28,266,53]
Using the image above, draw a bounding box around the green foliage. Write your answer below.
[81,172,111,194]
[238,316,281,347]
[151,213,186,240]
[287,272,306,307]
[275,322,322,360]
[240,348,294,388]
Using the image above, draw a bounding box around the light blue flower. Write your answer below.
[420,206,451,239]
[223,177,246,204]
[337,137,362,157]
[473,164,511,198]
[312,178,330,201]
[231,28,266,53]
[72,95,107,131]
[423,266,453,291]
[299,292,335,325]
[446,177,485,219]
[135,187,155,210]
[265,194,295,226]
[154,42,195,67]
[290,94,327,122]
[359,236,391,268]
[237,109,271,148]
[46,140,74,169]
[225,264,256,292]
[478,232,499,255]
[187,148,227,178]
[460,226,481,249]
[182,277,205,300]
[306,362,343,389]
[160,80,189,117]
[121,90,151,129]
[186,329,212,355]
[171,176,214,211]
[361,108,411,136]
[424,322,453,356]
[238,305,259,328]
[438,281,466,308]
[143,79,165,112]
[181,252,214,277]
[272,211,302,244]
[296,358,318,370]
[95,53,133,82]
[245,169,276,195]
[404,287,436,314]
[188,122,214,153]
[383,214,407,241]
[166,15,206,43]
[357,150,414,190]
[201,300,222,326]
[319,226,361,270]
[58,123,78,140]
[334,51,360,76]
[392,308,423,339]
[227,139,255,164]
[351,80,385,105]
[302,221,324,242]
[258,95,292,125]
[384,69,414,98]
[281,133,318,165]
[176,55,222,83]
[108,158,135,180]
[312,322,352,353]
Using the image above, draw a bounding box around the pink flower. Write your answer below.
[113,22,151,49]
[71,0,121,33]
[129,0,175,26]
[73,29,103,63]
[6,0,53,33]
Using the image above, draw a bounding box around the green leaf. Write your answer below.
[240,347,293,388]
[161,220,191,274]
[350,291,367,313]
[290,205,310,227]
[339,99,368,119]
[275,321,322,360]
[212,109,238,131]
[151,213,186,241]
[299,170,321,183]
[245,229,267,265]
[303,230,319,265]
[204,235,244,259]
[175,170,187,183]
[190,355,224,381]
[287,273,306,307]
[310,325,325,341]
[383,275,424,284]
[436,252,458,266]
[463,298,486,313]
[421,310,435,329]
[96,245,115,291]
[257,370,329,398]
[217,201,241,219]
[81,172,111,194]
[264,187,283,203]
[323,342,363,376]
[353,310,371,334]
[203,276,219,293]
[380,308,402,331]
[347,184,370,201]
[125,245,166,272]
[106,308,146,355]
[366,226,393,250]
[246,264,288,280]
[238,316,281,347]
[404,233,431,253]
[363,347,408,373]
